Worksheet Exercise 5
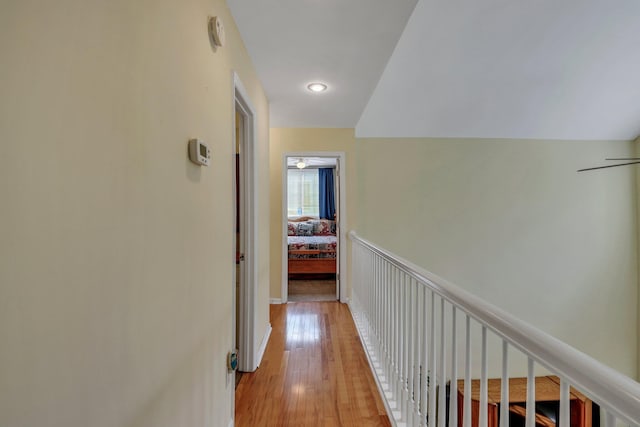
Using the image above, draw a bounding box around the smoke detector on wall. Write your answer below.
[209,16,225,47]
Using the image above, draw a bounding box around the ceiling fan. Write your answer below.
[577,158,640,172]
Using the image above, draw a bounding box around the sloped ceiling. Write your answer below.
[229,0,640,140]
[357,0,640,140]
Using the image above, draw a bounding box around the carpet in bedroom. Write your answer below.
[288,279,336,302]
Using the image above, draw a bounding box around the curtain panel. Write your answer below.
[319,168,336,219]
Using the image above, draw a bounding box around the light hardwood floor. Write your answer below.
[235,302,391,426]
[288,279,337,302]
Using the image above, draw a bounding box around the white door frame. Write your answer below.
[232,72,258,372]
[281,151,347,304]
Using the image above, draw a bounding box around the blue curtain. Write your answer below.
[319,168,336,219]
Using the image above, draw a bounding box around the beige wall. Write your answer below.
[0,1,269,426]
[356,138,638,378]
[269,128,357,301]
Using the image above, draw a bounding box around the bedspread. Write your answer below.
[288,235,337,259]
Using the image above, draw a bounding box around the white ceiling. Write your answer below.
[286,157,336,168]
[227,0,419,128]
[357,0,640,140]
[229,0,640,141]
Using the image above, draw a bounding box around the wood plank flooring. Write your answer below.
[235,302,391,427]
[288,279,337,302]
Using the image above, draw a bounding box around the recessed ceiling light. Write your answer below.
[307,83,328,93]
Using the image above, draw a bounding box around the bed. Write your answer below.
[287,217,337,275]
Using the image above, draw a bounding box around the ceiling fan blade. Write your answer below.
[605,157,640,161]
[578,161,640,172]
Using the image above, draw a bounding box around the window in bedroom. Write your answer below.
[287,168,319,216]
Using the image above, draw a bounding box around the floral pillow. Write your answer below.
[296,222,314,236]
[312,220,333,235]
[287,222,296,236]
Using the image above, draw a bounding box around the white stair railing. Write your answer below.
[349,231,640,427]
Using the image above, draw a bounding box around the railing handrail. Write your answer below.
[349,231,640,425]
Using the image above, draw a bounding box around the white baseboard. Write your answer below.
[269,298,283,304]
[347,303,399,426]
[228,419,234,427]
[255,323,272,367]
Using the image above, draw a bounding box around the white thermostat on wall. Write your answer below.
[188,139,211,166]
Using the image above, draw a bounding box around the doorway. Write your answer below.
[282,152,347,303]
[234,107,245,387]
[232,74,258,379]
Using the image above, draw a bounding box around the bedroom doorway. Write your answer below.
[282,153,347,303]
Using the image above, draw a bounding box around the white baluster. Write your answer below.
[367,253,372,348]
[526,358,535,427]
[365,248,370,338]
[559,378,569,427]
[438,298,447,427]
[449,306,458,427]
[500,341,509,427]
[480,327,488,427]
[362,254,367,357]
[358,246,363,332]
[367,249,372,342]
[384,261,389,385]
[413,279,422,425]
[463,315,472,427]
[378,259,383,368]
[406,272,413,422]
[420,286,428,425]
[390,266,396,402]
[368,249,372,338]
[429,293,437,427]
[375,254,380,355]
[395,267,402,405]
[605,411,615,427]
[402,272,409,421]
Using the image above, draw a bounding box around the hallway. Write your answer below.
[235,302,391,426]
